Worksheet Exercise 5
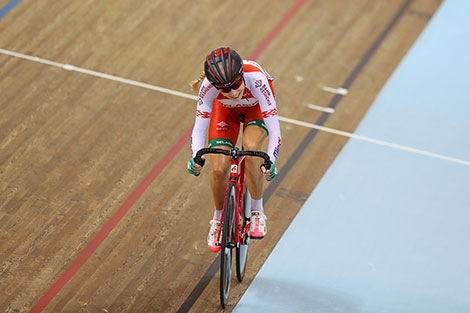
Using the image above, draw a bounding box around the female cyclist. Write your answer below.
[187,47,281,252]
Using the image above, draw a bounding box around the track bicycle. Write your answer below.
[194,147,271,309]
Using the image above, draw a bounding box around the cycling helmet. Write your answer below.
[204,47,244,88]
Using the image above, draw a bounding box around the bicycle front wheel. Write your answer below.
[220,182,236,309]
[236,183,251,282]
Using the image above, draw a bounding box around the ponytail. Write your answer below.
[190,72,206,93]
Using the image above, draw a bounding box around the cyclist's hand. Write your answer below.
[261,162,278,181]
[187,156,204,176]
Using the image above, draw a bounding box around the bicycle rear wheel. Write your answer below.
[220,182,236,309]
[236,183,251,282]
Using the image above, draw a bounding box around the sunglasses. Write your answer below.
[217,77,244,93]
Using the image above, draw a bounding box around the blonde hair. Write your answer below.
[190,72,206,93]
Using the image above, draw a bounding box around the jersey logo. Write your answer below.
[273,137,281,160]
[255,80,272,106]
[216,121,228,131]
[198,84,213,99]
[218,99,258,108]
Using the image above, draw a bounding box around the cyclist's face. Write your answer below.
[221,80,245,100]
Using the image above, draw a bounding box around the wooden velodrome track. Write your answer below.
[0,0,441,312]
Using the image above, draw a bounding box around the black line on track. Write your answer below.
[176,1,412,311]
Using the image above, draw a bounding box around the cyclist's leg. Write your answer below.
[242,104,269,201]
[206,102,240,251]
[242,124,267,201]
[208,100,241,211]
[242,107,269,238]
[209,148,231,211]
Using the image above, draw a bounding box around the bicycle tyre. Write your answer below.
[220,182,236,309]
[236,183,250,282]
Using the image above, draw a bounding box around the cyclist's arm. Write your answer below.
[249,76,282,164]
[263,112,281,163]
[190,78,218,157]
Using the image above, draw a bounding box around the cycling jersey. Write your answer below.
[191,60,282,163]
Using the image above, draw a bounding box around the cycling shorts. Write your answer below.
[208,103,269,149]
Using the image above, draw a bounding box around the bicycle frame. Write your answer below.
[194,147,271,248]
[223,155,251,248]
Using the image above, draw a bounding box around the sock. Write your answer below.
[251,198,264,213]
[213,209,222,220]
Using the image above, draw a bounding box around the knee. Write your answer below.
[243,140,262,152]
[242,127,266,151]
[211,164,229,182]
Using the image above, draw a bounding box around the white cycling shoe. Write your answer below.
[207,219,222,252]
[250,211,267,239]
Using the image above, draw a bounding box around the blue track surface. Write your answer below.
[235,0,470,312]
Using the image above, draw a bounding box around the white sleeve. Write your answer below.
[190,78,219,157]
[248,75,282,163]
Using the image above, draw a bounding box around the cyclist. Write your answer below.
[187,47,281,252]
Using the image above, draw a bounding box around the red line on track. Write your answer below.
[30,0,307,311]
[29,128,192,313]
[249,0,307,60]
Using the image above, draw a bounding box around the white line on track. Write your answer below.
[0,48,198,101]
[278,116,470,166]
[322,86,348,95]
[307,103,335,113]
[1,48,468,166]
